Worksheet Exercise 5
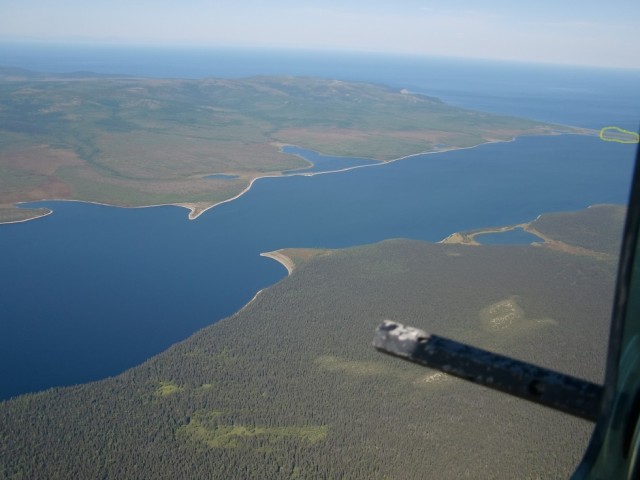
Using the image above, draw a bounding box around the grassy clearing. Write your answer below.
[154,381,184,397]
[314,355,392,377]
[177,410,328,449]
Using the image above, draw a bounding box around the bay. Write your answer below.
[281,147,378,174]
[0,134,635,400]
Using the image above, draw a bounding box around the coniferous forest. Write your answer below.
[0,206,624,479]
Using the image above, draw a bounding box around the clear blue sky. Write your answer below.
[1,0,639,69]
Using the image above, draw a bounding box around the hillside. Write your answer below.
[0,205,622,479]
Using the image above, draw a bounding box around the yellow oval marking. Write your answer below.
[600,126,639,144]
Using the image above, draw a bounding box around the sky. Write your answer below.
[1,0,639,69]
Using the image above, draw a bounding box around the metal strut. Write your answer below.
[373,320,603,422]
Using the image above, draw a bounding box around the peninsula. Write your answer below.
[0,68,582,222]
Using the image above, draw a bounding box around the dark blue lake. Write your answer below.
[0,135,635,400]
[476,228,544,245]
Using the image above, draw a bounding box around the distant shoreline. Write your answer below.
[2,133,588,226]
[192,136,525,219]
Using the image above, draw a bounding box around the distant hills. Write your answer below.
[0,205,623,479]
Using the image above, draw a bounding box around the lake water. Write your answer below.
[0,45,638,400]
[476,228,544,245]
[281,147,379,174]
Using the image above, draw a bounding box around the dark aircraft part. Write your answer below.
[373,321,603,421]
[374,132,640,478]
[572,134,640,479]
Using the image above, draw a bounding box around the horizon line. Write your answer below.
[1,38,639,72]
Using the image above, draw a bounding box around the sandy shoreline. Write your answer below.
[0,208,53,225]
[260,250,295,275]
[0,198,212,225]
[236,289,264,314]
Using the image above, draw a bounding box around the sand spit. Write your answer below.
[523,225,613,260]
[0,208,52,225]
[439,223,528,246]
[1,199,212,225]
[260,250,295,275]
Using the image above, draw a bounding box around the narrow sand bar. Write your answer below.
[439,223,528,245]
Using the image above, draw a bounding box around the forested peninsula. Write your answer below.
[0,205,623,479]
[0,68,581,223]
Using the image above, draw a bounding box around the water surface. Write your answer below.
[1,135,634,400]
[282,147,379,174]
[476,228,544,245]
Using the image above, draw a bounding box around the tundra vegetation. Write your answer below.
[0,68,576,222]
